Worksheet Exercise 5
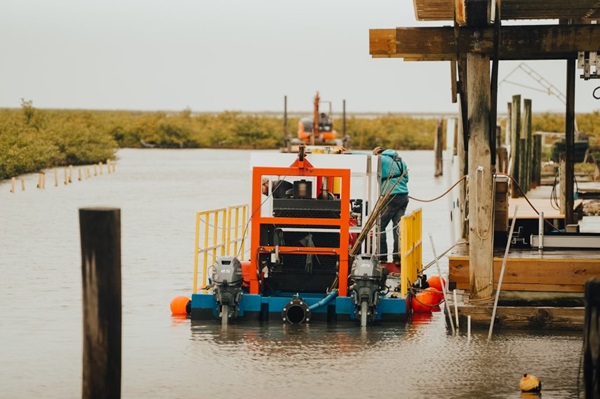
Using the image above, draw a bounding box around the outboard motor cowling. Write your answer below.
[211,256,243,322]
[349,254,386,326]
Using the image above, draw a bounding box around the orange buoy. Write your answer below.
[424,286,443,304]
[170,295,191,316]
[519,373,542,392]
[427,275,447,292]
[411,289,439,313]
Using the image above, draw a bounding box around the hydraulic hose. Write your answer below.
[308,289,338,311]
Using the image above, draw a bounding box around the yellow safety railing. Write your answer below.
[400,208,423,297]
[192,204,249,293]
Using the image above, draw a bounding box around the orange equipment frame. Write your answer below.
[249,156,351,297]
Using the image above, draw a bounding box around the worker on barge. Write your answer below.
[373,147,409,265]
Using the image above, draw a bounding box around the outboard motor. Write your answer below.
[211,256,243,323]
[349,254,386,326]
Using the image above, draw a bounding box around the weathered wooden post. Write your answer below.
[559,155,567,215]
[506,102,512,148]
[519,135,527,193]
[496,126,508,174]
[467,53,494,299]
[523,99,533,193]
[532,133,542,188]
[510,95,521,198]
[434,119,444,177]
[457,103,467,241]
[564,58,576,225]
[80,208,121,399]
[584,278,600,398]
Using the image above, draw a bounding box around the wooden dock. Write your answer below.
[448,240,600,330]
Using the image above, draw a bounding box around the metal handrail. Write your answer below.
[193,205,249,293]
[400,208,423,297]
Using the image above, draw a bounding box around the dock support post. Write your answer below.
[434,119,443,177]
[467,53,494,299]
[510,95,521,198]
[532,133,542,187]
[584,278,600,398]
[80,208,121,399]
[564,57,576,225]
[457,100,467,240]
[523,99,533,193]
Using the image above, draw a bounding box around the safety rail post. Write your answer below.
[226,204,248,258]
[400,208,423,297]
[193,206,248,294]
[193,212,201,294]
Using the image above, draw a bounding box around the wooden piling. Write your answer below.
[506,102,512,148]
[37,172,46,189]
[434,119,444,177]
[21,178,25,191]
[69,165,73,183]
[565,58,576,225]
[80,208,121,399]
[54,168,58,187]
[584,278,600,398]
[99,162,103,175]
[560,156,567,215]
[467,53,494,299]
[523,99,533,193]
[519,137,527,193]
[532,133,542,188]
[10,177,15,193]
[510,95,521,198]
[457,102,467,241]
[496,125,508,174]
[64,168,68,185]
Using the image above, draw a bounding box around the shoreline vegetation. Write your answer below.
[1,101,599,180]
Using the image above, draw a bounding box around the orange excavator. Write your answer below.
[283,92,349,151]
[297,91,338,145]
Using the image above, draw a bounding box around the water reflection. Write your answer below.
[190,320,405,356]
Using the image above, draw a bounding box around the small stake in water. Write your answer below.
[429,233,455,335]
[487,205,519,344]
[467,315,471,342]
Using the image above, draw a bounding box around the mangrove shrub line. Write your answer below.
[1,102,599,180]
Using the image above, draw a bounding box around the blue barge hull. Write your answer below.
[191,292,408,323]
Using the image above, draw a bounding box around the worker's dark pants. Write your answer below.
[379,193,409,263]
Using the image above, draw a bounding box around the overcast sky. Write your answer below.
[2,0,599,115]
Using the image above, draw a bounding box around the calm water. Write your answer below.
[0,149,584,398]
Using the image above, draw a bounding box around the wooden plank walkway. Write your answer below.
[449,242,600,293]
[508,197,583,220]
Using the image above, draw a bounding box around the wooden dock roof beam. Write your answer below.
[369,25,600,61]
[413,0,600,21]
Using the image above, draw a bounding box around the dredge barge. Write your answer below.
[183,146,427,325]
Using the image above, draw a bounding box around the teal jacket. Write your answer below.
[380,149,408,195]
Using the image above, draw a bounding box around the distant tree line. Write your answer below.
[1,101,598,180]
